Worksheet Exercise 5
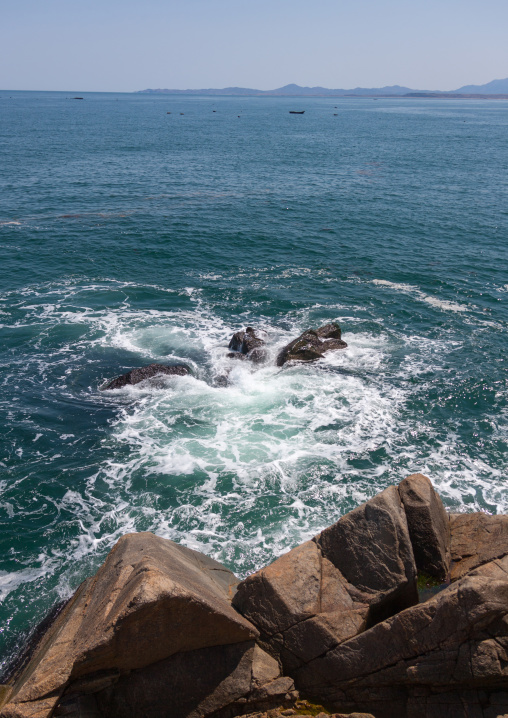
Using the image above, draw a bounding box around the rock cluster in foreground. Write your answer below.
[3,475,508,718]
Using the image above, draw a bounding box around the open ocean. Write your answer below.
[0,91,507,670]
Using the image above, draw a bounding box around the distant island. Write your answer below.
[138,78,508,98]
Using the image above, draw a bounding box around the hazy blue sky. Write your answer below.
[2,0,507,92]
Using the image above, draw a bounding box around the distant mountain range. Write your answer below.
[138,78,508,97]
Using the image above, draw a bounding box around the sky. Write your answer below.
[1,0,508,92]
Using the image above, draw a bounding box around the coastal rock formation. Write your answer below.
[276,323,347,367]
[449,511,508,581]
[398,473,450,580]
[6,474,508,718]
[1,534,294,718]
[233,486,418,679]
[101,363,190,390]
[241,705,374,718]
[228,327,267,362]
[294,565,508,718]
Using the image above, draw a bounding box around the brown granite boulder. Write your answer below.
[294,563,508,718]
[2,533,295,718]
[101,363,189,390]
[398,473,450,581]
[233,486,418,677]
[450,512,508,581]
[317,485,418,623]
[276,324,347,367]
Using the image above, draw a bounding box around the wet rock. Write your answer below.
[228,330,246,352]
[294,567,508,718]
[315,322,342,340]
[450,512,508,581]
[3,533,295,718]
[228,327,267,362]
[233,485,417,680]
[276,331,325,366]
[276,325,347,367]
[101,363,189,390]
[398,473,450,581]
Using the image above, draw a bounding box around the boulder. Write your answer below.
[101,364,189,390]
[233,541,370,674]
[2,533,295,718]
[233,486,418,678]
[315,322,342,340]
[294,566,508,718]
[450,512,508,581]
[228,328,267,362]
[398,473,450,581]
[228,330,246,352]
[317,485,418,623]
[276,325,347,367]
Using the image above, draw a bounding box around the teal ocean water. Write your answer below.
[0,91,507,669]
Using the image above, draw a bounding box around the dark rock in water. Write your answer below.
[213,375,230,387]
[228,330,246,352]
[2,533,295,718]
[315,322,342,340]
[227,351,247,361]
[276,330,324,367]
[101,363,189,390]
[228,327,267,362]
[398,473,450,581]
[450,511,508,581]
[321,338,348,352]
[276,325,347,367]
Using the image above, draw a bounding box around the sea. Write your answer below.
[0,91,507,671]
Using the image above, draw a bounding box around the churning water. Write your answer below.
[0,91,507,669]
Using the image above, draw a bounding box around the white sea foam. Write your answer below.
[372,279,469,312]
[1,277,506,609]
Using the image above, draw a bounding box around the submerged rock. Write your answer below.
[276,323,347,367]
[101,363,189,390]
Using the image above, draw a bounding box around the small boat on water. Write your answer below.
[289,110,305,114]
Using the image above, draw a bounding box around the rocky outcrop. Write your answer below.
[241,705,374,718]
[276,324,347,367]
[294,565,508,718]
[2,534,295,718]
[233,476,508,717]
[228,328,267,362]
[101,363,190,390]
[233,486,418,679]
[317,485,418,622]
[398,473,450,580]
[6,474,508,718]
[450,512,508,581]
